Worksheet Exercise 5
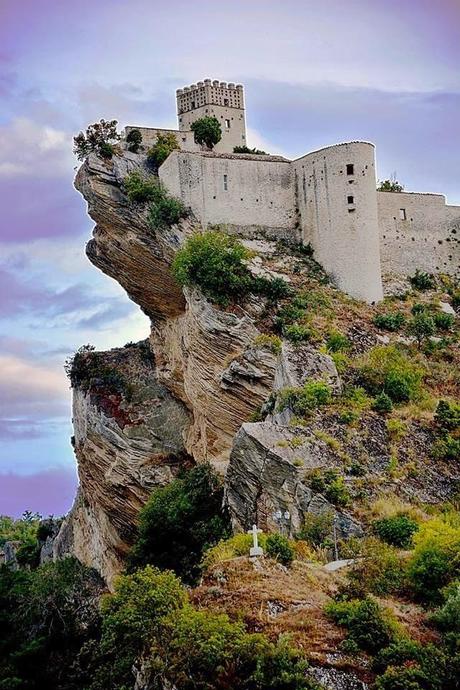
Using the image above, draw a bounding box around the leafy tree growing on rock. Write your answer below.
[377,179,404,192]
[147,132,180,168]
[126,128,143,152]
[73,119,120,160]
[191,116,222,149]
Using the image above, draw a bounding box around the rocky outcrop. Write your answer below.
[225,421,362,539]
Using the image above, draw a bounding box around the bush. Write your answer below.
[346,538,407,597]
[253,334,283,354]
[283,323,314,343]
[297,512,334,548]
[266,533,294,566]
[374,313,406,331]
[278,382,332,416]
[191,116,222,149]
[124,170,161,203]
[372,392,394,414]
[356,345,425,404]
[147,132,180,168]
[432,435,460,460]
[431,583,460,632]
[411,302,427,315]
[435,399,460,431]
[372,514,419,548]
[126,128,142,152]
[129,464,231,583]
[309,469,350,507]
[406,313,435,348]
[233,145,268,155]
[378,179,404,192]
[433,312,455,331]
[375,666,429,690]
[73,119,120,161]
[253,275,292,301]
[149,192,187,229]
[326,331,350,352]
[325,597,400,653]
[410,269,436,291]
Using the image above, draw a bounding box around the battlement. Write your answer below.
[176,78,244,115]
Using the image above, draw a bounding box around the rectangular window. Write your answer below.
[399,208,407,220]
[346,164,354,175]
[224,98,229,106]
[225,119,230,129]
[347,195,354,204]
[223,174,228,191]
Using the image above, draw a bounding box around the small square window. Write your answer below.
[223,174,228,191]
[347,195,354,204]
[399,208,407,220]
[346,164,354,175]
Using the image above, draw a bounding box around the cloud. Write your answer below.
[0,467,77,518]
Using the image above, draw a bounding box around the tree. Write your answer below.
[191,116,222,149]
[126,128,142,152]
[406,313,435,348]
[377,178,404,192]
[73,119,120,161]
[147,132,180,168]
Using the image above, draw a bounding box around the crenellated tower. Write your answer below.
[176,79,246,153]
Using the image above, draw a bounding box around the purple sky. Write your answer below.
[1,0,459,518]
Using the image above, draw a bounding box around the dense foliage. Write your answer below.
[190,116,222,149]
[73,119,120,161]
[147,132,180,168]
[377,179,404,192]
[233,145,268,155]
[126,128,143,152]
[129,464,231,583]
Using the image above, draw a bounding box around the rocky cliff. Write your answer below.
[60,147,460,587]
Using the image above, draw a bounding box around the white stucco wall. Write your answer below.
[378,192,460,277]
[293,142,383,303]
[160,151,298,238]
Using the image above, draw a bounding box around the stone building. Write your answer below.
[125,79,460,303]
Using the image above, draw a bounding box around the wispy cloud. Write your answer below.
[0,467,77,518]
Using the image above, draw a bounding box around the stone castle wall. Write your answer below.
[293,142,383,303]
[378,191,460,278]
[159,150,297,238]
[124,126,200,152]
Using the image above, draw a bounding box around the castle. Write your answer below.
[126,80,460,303]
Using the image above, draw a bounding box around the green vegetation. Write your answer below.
[126,128,142,152]
[377,179,404,192]
[373,312,406,331]
[325,597,400,653]
[433,311,455,331]
[191,116,222,149]
[129,464,231,584]
[325,330,350,352]
[148,184,188,229]
[345,538,407,597]
[266,533,294,566]
[309,468,350,507]
[410,269,436,291]
[297,511,334,548]
[64,344,131,398]
[233,145,268,155]
[435,399,460,430]
[407,312,435,348]
[278,381,332,416]
[372,514,419,548]
[356,345,425,403]
[372,391,394,414]
[147,131,180,168]
[253,333,283,354]
[0,512,40,547]
[172,230,289,306]
[73,119,120,160]
[124,170,160,203]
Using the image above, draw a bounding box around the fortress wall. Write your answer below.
[179,104,247,153]
[124,126,199,151]
[378,192,460,277]
[293,142,383,303]
[160,151,297,238]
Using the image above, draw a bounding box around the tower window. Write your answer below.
[191,101,195,108]
[399,208,407,220]
[346,164,354,175]
[223,174,228,191]
[225,119,230,129]
[224,98,229,106]
[347,195,354,204]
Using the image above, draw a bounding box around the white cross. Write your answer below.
[247,524,263,557]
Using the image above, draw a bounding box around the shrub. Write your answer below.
[297,512,334,548]
[406,313,435,348]
[253,334,283,354]
[356,345,425,403]
[326,331,350,352]
[410,269,436,291]
[407,516,460,604]
[435,399,460,431]
[309,469,350,507]
[431,583,460,632]
[266,533,294,566]
[202,533,268,569]
[124,170,161,203]
[126,128,142,152]
[411,302,427,315]
[346,538,407,597]
[73,119,120,160]
[149,192,187,228]
[372,392,393,414]
[147,132,180,168]
[129,464,231,583]
[375,666,429,690]
[191,116,222,149]
[433,312,455,331]
[253,275,291,301]
[325,597,400,653]
[374,313,406,331]
[372,514,419,548]
[278,382,332,416]
[172,230,252,305]
[283,323,313,343]
[432,434,460,461]
[378,179,404,192]
[233,145,268,155]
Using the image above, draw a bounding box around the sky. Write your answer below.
[0,0,459,518]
